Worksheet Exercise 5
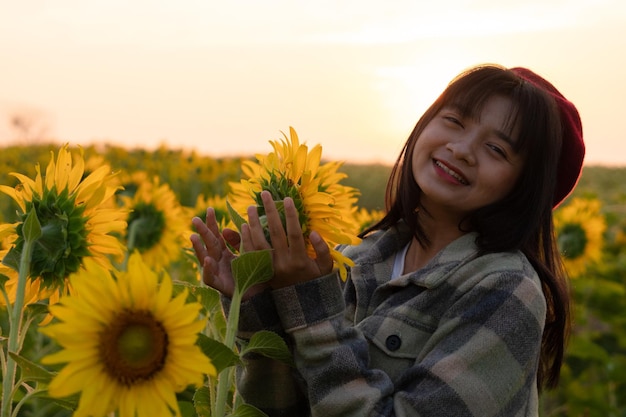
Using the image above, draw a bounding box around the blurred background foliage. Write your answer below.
[1,143,625,416]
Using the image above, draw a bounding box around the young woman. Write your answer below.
[191,64,584,416]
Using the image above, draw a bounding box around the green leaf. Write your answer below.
[2,246,20,271]
[9,352,55,383]
[174,281,221,314]
[231,250,273,295]
[178,400,197,417]
[0,272,9,286]
[193,386,212,417]
[241,331,295,367]
[228,403,269,417]
[29,390,79,410]
[197,333,240,373]
[23,207,42,243]
[24,302,50,321]
[226,199,247,232]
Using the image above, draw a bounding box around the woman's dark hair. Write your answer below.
[361,64,570,391]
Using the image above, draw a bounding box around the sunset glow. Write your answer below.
[1,0,624,166]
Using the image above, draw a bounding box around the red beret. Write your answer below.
[510,67,585,208]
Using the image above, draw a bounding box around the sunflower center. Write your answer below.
[558,223,588,259]
[127,202,166,252]
[100,309,168,386]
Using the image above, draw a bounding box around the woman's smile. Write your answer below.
[432,159,469,185]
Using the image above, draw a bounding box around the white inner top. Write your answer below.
[391,242,410,279]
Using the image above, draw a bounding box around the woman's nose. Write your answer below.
[446,136,477,166]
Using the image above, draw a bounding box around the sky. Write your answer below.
[1,0,625,166]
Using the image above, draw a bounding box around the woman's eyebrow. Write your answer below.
[493,129,515,146]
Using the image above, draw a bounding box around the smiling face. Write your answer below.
[411,94,525,222]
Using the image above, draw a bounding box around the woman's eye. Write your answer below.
[444,115,463,126]
[487,144,507,158]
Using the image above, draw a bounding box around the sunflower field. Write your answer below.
[0,136,625,417]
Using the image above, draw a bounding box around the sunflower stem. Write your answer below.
[1,238,36,417]
[213,288,242,417]
[10,382,39,417]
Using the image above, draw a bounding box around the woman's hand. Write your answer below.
[191,190,333,295]
[190,207,269,300]
[244,191,333,289]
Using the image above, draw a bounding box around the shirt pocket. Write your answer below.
[359,315,435,383]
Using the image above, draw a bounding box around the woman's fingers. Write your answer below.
[243,204,270,251]
[190,232,207,260]
[283,196,307,253]
[205,207,222,241]
[191,218,211,259]
[259,191,288,251]
[310,231,333,275]
[191,215,222,261]
[257,191,319,260]
[222,227,241,249]
[190,226,229,294]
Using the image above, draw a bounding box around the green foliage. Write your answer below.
[540,195,626,416]
[340,162,391,210]
[541,280,626,415]
[574,166,626,205]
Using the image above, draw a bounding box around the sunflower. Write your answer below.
[554,197,606,278]
[0,145,126,304]
[119,173,190,270]
[354,207,385,234]
[85,153,123,197]
[228,127,361,280]
[41,252,216,417]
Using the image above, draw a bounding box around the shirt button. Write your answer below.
[385,335,402,351]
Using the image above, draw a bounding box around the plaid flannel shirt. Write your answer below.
[232,222,546,416]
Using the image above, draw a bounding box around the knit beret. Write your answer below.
[510,67,585,208]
